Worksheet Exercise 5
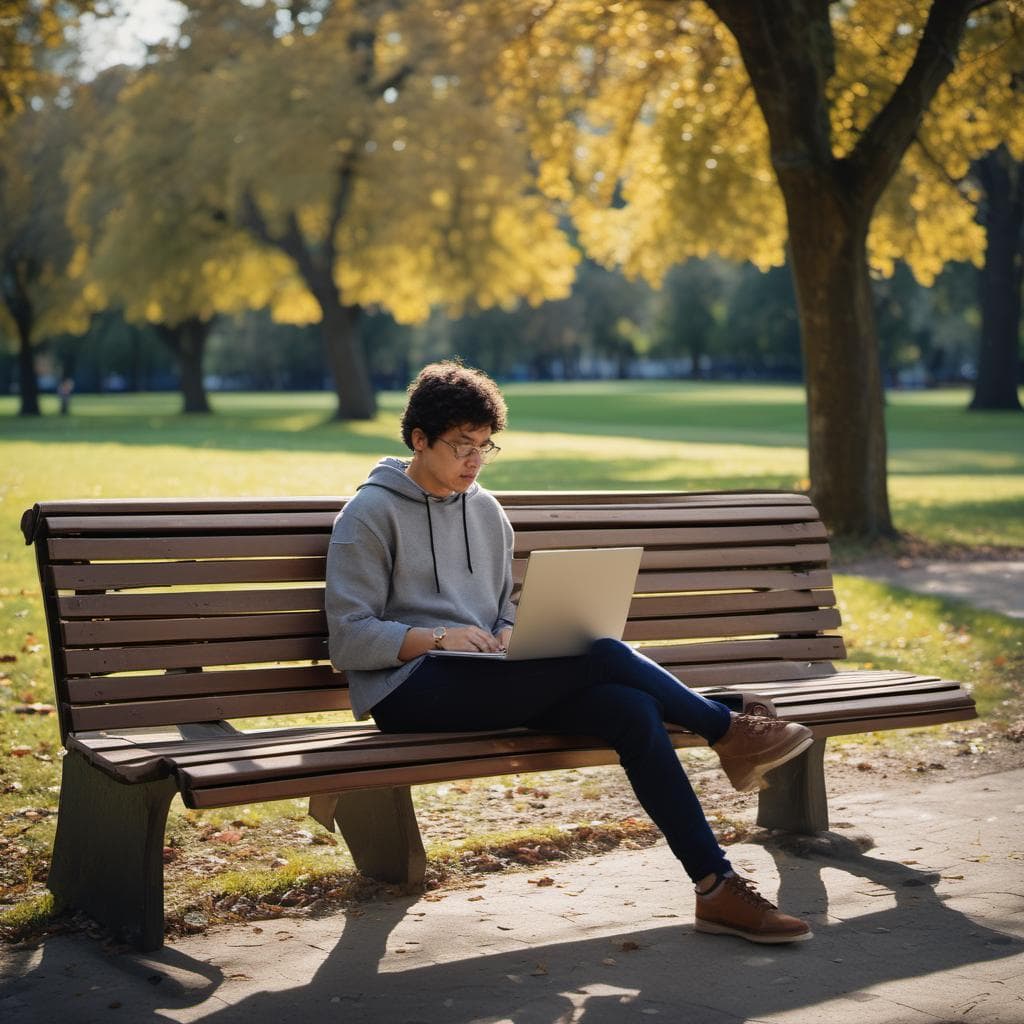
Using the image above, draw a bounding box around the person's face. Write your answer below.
[409,423,493,496]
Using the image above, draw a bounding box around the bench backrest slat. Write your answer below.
[22,491,844,743]
[66,664,338,703]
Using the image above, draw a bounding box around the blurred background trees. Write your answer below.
[1,0,1021,537]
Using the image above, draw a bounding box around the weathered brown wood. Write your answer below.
[513,544,833,581]
[508,505,820,528]
[805,705,978,739]
[43,511,339,535]
[51,557,327,591]
[514,521,828,554]
[64,635,328,675]
[63,610,328,646]
[67,663,341,703]
[632,568,833,593]
[623,608,841,642]
[59,587,326,619]
[48,533,332,561]
[181,746,678,808]
[636,544,832,569]
[641,635,847,664]
[68,686,348,732]
[498,491,814,508]
[627,589,836,619]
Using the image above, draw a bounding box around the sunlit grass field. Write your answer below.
[2,382,1023,548]
[1,382,1022,934]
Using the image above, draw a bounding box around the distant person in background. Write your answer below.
[326,360,815,944]
[58,377,74,416]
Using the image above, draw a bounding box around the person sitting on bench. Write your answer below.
[326,360,815,944]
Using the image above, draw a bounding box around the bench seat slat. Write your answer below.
[70,671,971,781]
[179,700,979,809]
[181,748,665,808]
[173,686,975,795]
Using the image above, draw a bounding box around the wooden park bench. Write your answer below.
[21,491,976,950]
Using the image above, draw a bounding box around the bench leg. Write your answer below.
[309,787,426,886]
[756,737,829,834]
[48,748,176,951]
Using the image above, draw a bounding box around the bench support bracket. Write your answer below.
[49,747,176,951]
[309,786,426,886]
[756,737,829,834]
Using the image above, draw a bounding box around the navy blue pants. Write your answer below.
[371,637,734,882]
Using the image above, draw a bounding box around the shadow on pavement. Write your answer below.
[5,836,1021,1024]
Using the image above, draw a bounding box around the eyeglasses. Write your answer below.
[437,438,502,463]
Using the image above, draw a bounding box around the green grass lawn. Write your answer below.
[1,381,1022,936]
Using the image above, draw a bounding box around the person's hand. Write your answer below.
[441,625,504,653]
[496,626,513,651]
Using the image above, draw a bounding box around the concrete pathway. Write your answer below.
[841,559,1024,619]
[3,767,1022,1024]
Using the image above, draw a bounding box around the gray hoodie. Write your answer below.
[326,457,516,719]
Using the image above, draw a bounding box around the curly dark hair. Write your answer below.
[400,360,508,449]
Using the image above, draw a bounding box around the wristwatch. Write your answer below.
[432,626,447,650]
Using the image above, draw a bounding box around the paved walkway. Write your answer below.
[842,559,1024,619]
[3,766,1022,1024]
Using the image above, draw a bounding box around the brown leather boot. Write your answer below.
[712,713,813,792]
[695,874,812,944]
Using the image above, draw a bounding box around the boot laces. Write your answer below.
[736,714,782,737]
[728,875,776,910]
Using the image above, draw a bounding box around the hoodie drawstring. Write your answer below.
[461,493,474,575]
[424,497,441,594]
[424,493,474,594]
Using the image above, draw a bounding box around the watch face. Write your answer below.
[433,627,446,639]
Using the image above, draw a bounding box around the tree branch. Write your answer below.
[844,0,975,206]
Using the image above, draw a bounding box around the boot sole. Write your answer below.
[695,918,814,944]
[727,731,816,792]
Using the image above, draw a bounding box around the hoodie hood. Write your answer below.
[355,456,480,505]
[356,456,478,592]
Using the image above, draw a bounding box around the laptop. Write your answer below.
[429,546,643,661]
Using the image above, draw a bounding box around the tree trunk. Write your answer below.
[785,188,894,538]
[705,0,974,539]
[155,317,213,414]
[315,283,375,420]
[15,313,41,416]
[238,182,376,421]
[3,268,41,416]
[970,146,1023,412]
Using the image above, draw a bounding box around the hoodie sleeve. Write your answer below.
[325,511,410,671]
